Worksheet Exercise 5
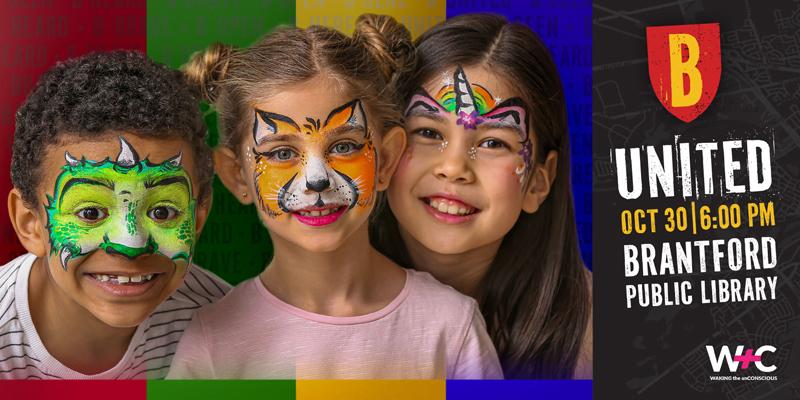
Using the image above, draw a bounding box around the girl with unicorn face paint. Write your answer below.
[167,15,503,380]
[371,14,594,379]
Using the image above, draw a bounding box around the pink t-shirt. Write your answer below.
[167,269,503,379]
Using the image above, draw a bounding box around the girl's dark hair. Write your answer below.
[12,50,213,209]
[183,14,414,153]
[371,13,591,379]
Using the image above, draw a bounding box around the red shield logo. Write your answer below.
[647,23,721,122]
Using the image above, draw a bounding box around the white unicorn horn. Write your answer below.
[453,67,477,116]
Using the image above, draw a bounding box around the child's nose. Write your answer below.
[432,142,476,183]
[304,157,332,193]
[306,178,331,193]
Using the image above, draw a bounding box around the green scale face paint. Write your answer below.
[45,137,196,271]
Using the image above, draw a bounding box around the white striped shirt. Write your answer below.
[0,253,230,379]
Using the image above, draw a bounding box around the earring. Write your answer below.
[242,192,248,197]
[379,178,385,183]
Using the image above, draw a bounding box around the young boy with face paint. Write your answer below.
[1,51,230,379]
[166,16,502,379]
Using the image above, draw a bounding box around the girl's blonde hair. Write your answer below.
[183,14,414,153]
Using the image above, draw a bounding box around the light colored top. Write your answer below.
[0,253,231,379]
[167,269,503,379]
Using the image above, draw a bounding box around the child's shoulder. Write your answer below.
[189,276,258,317]
[0,253,36,327]
[405,269,479,317]
[145,265,232,331]
[163,265,232,308]
[0,254,38,379]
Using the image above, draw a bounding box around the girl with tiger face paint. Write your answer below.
[168,15,503,380]
[240,84,382,252]
[251,98,377,225]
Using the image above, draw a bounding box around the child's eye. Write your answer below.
[414,129,443,140]
[330,142,354,154]
[147,206,179,221]
[76,207,108,223]
[479,139,508,149]
[264,148,297,161]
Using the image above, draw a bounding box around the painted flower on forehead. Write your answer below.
[45,136,196,272]
[456,110,484,130]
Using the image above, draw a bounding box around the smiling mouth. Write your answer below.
[291,206,348,227]
[422,197,479,216]
[88,273,160,285]
[294,206,345,217]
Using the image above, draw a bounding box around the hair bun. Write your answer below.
[183,42,238,104]
[353,14,414,82]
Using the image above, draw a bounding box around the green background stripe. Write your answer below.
[147,380,296,400]
[146,0,295,285]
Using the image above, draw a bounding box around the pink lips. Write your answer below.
[292,207,347,227]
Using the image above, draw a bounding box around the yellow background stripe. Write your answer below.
[296,380,446,400]
[296,0,445,38]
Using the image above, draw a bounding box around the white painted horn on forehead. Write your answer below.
[116,136,140,167]
[167,150,183,167]
[65,151,80,167]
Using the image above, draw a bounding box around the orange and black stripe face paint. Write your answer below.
[251,99,377,222]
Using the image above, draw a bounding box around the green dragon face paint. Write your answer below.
[45,136,196,272]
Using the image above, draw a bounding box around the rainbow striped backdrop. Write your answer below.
[3,379,591,399]
[0,1,591,398]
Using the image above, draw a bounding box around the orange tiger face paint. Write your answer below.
[251,99,377,227]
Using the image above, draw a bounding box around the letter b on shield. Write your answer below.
[647,23,720,123]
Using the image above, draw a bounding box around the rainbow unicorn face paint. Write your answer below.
[404,67,534,186]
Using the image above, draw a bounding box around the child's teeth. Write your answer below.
[117,276,130,283]
[447,204,459,214]
[437,202,449,213]
[430,199,440,209]
[459,207,467,215]
[146,274,153,281]
[311,210,321,217]
[131,275,142,283]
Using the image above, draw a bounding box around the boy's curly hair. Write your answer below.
[11,50,213,209]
